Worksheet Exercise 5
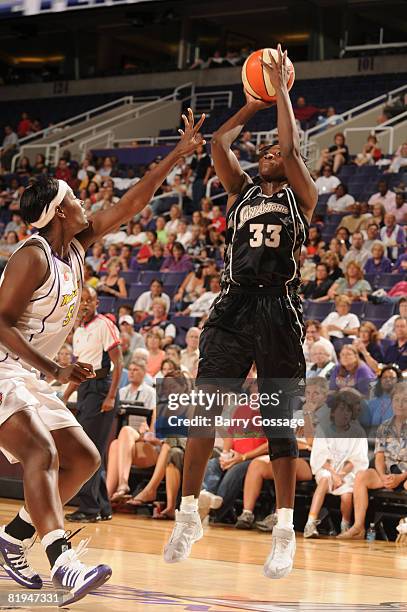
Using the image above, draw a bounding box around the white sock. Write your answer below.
[341,519,350,530]
[276,508,294,531]
[19,507,33,525]
[242,509,254,515]
[41,529,66,551]
[180,495,198,513]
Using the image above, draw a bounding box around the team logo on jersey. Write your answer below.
[60,285,79,307]
[238,201,289,229]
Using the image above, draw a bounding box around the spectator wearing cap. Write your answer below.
[139,298,176,348]
[364,241,393,274]
[118,314,145,353]
[327,183,355,214]
[379,298,407,339]
[368,180,396,213]
[181,327,201,377]
[63,287,123,522]
[161,242,193,273]
[133,279,170,319]
[380,213,406,261]
[382,317,407,371]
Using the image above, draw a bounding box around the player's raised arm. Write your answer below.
[77,110,205,250]
[261,44,318,220]
[211,96,269,207]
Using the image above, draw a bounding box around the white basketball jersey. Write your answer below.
[0,234,84,369]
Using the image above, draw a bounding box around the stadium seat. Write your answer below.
[364,302,395,321]
[121,271,140,285]
[98,296,116,313]
[162,272,187,287]
[350,302,365,317]
[139,270,163,284]
[379,273,406,289]
[129,283,150,300]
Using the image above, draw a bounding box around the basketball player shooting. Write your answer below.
[164,45,318,578]
[0,112,205,604]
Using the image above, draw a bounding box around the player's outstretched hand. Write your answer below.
[244,88,273,110]
[175,108,206,156]
[260,43,290,93]
[56,362,96,384]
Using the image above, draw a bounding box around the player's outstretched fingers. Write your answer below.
[194,113,206,134]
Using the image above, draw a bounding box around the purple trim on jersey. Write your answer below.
[70,241,84,287]
[39,256,61,334]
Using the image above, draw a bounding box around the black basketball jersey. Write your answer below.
[222,183,309,288]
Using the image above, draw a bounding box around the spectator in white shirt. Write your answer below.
[368,180,396,212]
[124,221,147,246]
[180,327,201,376]
[379,298,407,339]
[387,192,407,225]
[107,358,158,502]
[315,165,340,195]
[380,212,406,260]
[176,218,193,247]
[178,275,221,318]
[134,279,171,319]
[303,320,338,367]
[341,232,371,271]
[321,295,360,340]
[387,142,407,173]
[327,183,355,214]
[165,204,182,235]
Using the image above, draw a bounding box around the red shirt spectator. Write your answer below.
[294,96,324,128]
[211,205,226,233]
[55,159,74,188]
[17,112,32,138]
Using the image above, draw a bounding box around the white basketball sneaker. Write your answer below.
[263,527,296,579]
[163,510,203,563]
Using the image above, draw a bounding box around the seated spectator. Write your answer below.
[155,216,168,245]
[338,382,407,539]
[124,221,146,246]
[107,359,158,502]
[134,279,170,319]
[0,125,19,171]
[368,179,396,212]
[238,130,256,161]
[393,250,407,274]
[315,164,340,195]
[85,240,106,273]
[370,202,386,228]
[335,226,351,249]
[299,246,316,283]
[303,320,337,367]
[135,230,158,265]
[96,257,127,298]
[0,231,20,272]
[161,241,193,273]
[147,243,165,271]
[387,142,407,173]
[190,143,212,207]
[17,112,32,137]
[55,158,75,189]
[294,96,324,130]
[139,205,156,232]
[302,263,333,301]
[389,192,407,224]
[177,275,221,318]
[84,263,99,289]
[176,217,193,247]
[180,327,201,377]
[16,155,31,177]
[382,317,407,371]
[322,295,360,340]
[321,251,343,283]
[306,342,336,380]
[304,389,369,538]
[301,376,331,435]
[118,314,145,352]
[379,297,407,339]
[339,202,373,235]
[119,331,133,369]
[316,132,349,174]
[341,232,371,271]
[140,297,176,348]
[363,222,381,252]
[360,365,401,431]
[327,262,371,302]
[4,211,23,235]
[329,345,376,396]
[209,205,226,234]
[165,204,181,235]
[173,268,205,311]
[352,321,384,373]
[380,212,406,261]
[32,153,47,175]
[305,225,324,258]
[354,135,382,167]
[119,245,132,271]
[364,241,392,275]
[327,183,355,214]
[145,329,166,377]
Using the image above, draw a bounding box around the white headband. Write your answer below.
[31,179,69,229]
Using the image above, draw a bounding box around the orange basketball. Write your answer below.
[242,48,295,102]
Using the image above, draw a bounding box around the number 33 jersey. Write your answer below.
[222,184,309,288]
[0,234,84,369]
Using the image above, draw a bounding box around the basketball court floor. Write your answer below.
[1,499,406,611]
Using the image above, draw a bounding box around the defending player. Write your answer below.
[164,46,317,578]
[0,112,205,604]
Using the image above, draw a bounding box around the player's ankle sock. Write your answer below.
[180,496,198,513]
[5,507,36,541]
[276,508,294,531]
[341,519,351,532]
[307,513,318,522]
[42,530,71,568]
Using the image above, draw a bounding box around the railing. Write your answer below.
[343,110,407,155]
[17,95,159,146]
[340,29,407,57]
[304,83,407,146]
[150,190,184,212]
[192,90,233,112]
[78,130,115,153]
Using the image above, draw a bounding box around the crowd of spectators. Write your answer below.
[0,111,406,539]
